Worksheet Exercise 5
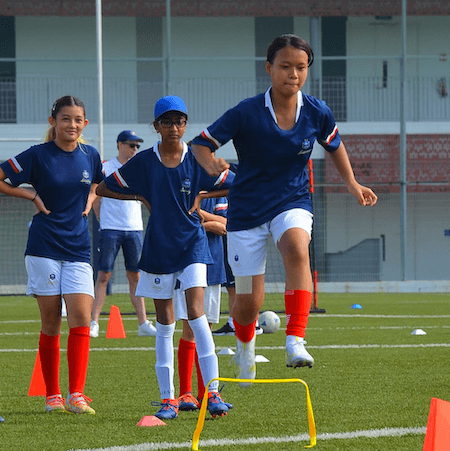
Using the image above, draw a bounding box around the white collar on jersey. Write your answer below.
[264,87,303,125]
[153,141,188,163]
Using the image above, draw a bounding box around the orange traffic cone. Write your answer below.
[106,305,126,339]
[28,351,46,396]
[423,397,450,450]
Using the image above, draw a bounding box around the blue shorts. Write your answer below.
[98,229,143,273]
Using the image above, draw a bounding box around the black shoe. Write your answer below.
[212,323,235,336]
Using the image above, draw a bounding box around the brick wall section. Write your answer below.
[1,0,450,16]
[325,134,450,193]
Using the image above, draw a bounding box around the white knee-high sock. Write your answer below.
[155,321,175,400]
[188,315,219,392]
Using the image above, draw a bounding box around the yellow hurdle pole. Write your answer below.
[191,377,316,450]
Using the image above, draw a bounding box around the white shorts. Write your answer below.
[173,284,221,323]
[25,255,94,297]
[136,263,207,299]
[227,208,313,277]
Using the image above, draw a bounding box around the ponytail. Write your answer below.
[45,125,56,143]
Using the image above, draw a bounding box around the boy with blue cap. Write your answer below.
[96,96,234,419]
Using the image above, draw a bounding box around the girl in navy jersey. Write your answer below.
[192,34,378,385]
[0,95,103,414]
[96,95,233,420]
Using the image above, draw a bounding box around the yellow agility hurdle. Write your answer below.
[192,377,316,450]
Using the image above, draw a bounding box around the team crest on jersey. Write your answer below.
[298,139,312,155]
[180,179,191,195]
[80,170,91,185]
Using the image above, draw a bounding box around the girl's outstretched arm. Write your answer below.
[96,180,151,212]
[329,143,378,207]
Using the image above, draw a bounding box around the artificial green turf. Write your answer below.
[1,292,449,450]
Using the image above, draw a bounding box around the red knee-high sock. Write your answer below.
[285,290,312,337]
[194,350,205,401]
[177,338,196,396]
[67,327,90,394]
[39,332,61,397]
[233,319,257,343]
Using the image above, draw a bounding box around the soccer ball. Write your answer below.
[258,311,280,334]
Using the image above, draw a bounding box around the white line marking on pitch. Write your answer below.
[0,317,146,324]
[304,325,450,333]
[70,426,426,450]
[2,343,450,353]
[2,324,449,336]
[2,313,450,325]
[312,314,450,318]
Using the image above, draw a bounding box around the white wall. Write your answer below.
[346,16,450,78]
[169,17,255,79]
[16,16,138,78]
[17,15,450,81]
[15,16,140,123]
[415,17,450,77]
[345,16,450,121]
[325,191,450,281]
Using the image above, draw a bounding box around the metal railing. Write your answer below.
[0,75,449,124]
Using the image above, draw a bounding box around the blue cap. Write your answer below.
[154,95,188,121]
[117,130,143,143]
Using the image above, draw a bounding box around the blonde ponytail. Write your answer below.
[44,125,56,143]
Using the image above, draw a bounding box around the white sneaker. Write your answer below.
[286,335,314,368]
[90,320,99,338]
[234,335,256,387]
[138,319,157,337]
[65,392,95,415]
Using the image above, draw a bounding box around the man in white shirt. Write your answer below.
[90,130,156,337]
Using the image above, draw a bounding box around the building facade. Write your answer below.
[1,0,449,289]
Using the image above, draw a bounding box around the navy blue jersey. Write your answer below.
[104,142,234,274]
[202,196,228,286]
[193,88,341,231]
[0,141,103,263]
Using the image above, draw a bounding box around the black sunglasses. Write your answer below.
[159,118,187,129]
[123,142,140,149]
